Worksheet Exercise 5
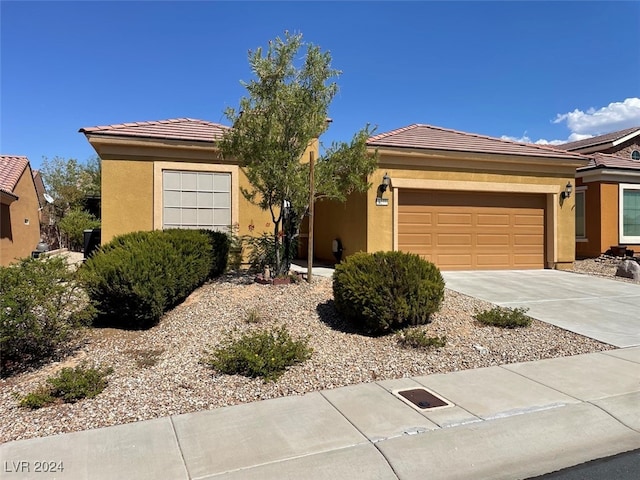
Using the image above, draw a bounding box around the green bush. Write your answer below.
[81,229,223,329]
[396,328,446,349]
[474,306,532,328]
[333,251,445,334]
[58,208,101,252]
[0,256,94,376]
[18,365,113,409]
[198,229,230,277]
[204,326,312,381]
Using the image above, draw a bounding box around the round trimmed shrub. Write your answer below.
[332,251,445,334]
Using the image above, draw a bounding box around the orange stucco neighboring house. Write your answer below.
[558,127,640,257]
[0,155,42,266]
[79,118,316,246]
[314,124,589,271]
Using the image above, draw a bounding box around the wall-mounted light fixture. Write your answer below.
[561,181,573,200]
[380,173,391,192]
[376,173,391,206]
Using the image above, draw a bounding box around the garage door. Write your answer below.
[398,190,545,270]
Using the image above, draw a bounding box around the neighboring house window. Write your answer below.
[163,170,231,231]
[619,183,640,243]
[632,150,640,161]
[575,189,586,239]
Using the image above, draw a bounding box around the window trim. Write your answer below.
[575,187,586,240]
[153,162,239,232]
[619,183,640,244]
[631,150,640,161]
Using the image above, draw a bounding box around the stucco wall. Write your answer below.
[101,159,154,243]
[0,169,41,265]
[313,191,368,263]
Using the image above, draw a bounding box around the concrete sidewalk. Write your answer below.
[2,347,639,480]
[442,270,640,348]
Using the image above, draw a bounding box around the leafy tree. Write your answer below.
[220,32,377,277]
[58,209,101,252]
[40,156,101,248]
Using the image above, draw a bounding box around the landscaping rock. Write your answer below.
[615,259,640,281]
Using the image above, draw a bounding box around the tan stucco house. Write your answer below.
[314,124,589,270]
[79,118,314,245]
[0,155,41,266]
[558,127,640,258]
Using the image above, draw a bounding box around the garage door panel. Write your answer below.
[477,214,510,226]
[403,234,432,247]
[436,254,473,267]
[437,213,472,225]
[401,212,433,225]
[515,214,544,225]
[476,234,510,246]
[514,234,544,246]
[436,234,472,246]
[476,254,510,266]
[398,190,545,270]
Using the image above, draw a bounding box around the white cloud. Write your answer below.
[500,135,564,146]
[504,97,640,145]
[553,97,640,136]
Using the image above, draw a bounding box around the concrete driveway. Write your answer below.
[442,270,640,348]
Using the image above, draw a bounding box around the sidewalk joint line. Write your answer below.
[587,400,640,435]
[497,364,585,403]
[169,416,193,480]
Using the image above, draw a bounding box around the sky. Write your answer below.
[2,0,640,171]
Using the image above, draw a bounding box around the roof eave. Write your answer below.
[369,145,590,168]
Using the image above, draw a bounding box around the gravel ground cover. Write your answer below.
[0,258,629,443]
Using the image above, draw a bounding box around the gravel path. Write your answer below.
[0,259,628,443]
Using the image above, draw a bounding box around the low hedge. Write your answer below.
[332,251,445,334]
[81,229,228,328]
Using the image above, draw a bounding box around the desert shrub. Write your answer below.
[243,233,296,275]
[58,208,100,252]
[332,251,445,334]
[18,365,113,409]
[0,256,93,376]
[474,306,532,328]
[81,229,216,328]
[204,326,312,381]
[198,229,230,277]
[127,348,165,368]
[396,328,446,349]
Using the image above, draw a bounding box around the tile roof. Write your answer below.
[0,155,29,197]
[367,124,587,160]
[558,126,640,151]
[79,118,229,143]
[578,152,640,171]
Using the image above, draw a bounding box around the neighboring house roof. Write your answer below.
[79,118,229,143]
[578,152,640,172]
[367,124,587,161]
[558,126,640,152]
[0,155,29,199]
[32,170,47,207]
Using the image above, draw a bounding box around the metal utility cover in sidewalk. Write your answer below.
[394,387,454,412]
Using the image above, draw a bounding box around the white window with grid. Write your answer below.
[619,183,640,243]
[163,170,231,231]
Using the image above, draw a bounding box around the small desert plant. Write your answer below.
[245,308,262,324]
[396,328,447,349]
[127,348,165,368]
[18,365,113,409]
[474,306,532,328]
[204,326,312,381]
